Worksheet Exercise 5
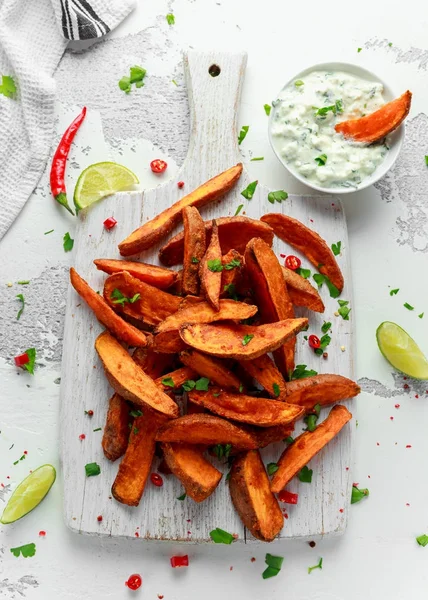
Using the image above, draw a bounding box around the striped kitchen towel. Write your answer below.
[0,0,135,240]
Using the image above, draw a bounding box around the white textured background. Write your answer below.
[1,0,428,598]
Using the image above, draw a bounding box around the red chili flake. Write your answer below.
[125,574,142,590]
[150,159,168,174]
[187,531,191,535]
[186,519,191,523]
[280,253,286,258]
[86,410,94,416]
[103,217,117,230]
[368,475,371,478]
[403,384,409,389]
[150,473,163,487]
[232,533,239,539]
[278,490,299,504]
[309,218,314,223]
[345,467,349,471]
[390,416,394,420]
[158,596,164,599]
[404,377,407,380]
[251,557,256,562]
[135,532,140,537]
[0,483,4,488]
[376,442,380,446]
[170,555,189,568]
[14,352,29,367]
[23,450,28,455]
[406,503,410,506]
[230,566,233,571]
[308,334,321,349]
[97,515,103,522]
[39,530,46,537]
[7,476,10,479]
[339,508,344,513]
[395,404,400,408]
[177,181,184,188]
[285,255,301,270]
[353,482,359,487]
[309,541,316,548]
[79,434,85,441]
[323,352,328,359]
[284,513,289,519]
[415,394,419,399]
[406,445,412,448]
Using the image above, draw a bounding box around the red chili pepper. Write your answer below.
[103,217,117,230]
[150,159,168,174]
[14,352,29,367]
[170,555,189,568]
[125,574,142,590]
[177,181,184,188]
[278,490,299,504]
[150,473,163,487]
[285,255,301,270]
[308,335,320,349]
[50,107,87,215]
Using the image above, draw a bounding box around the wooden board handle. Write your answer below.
[183,50,247,173]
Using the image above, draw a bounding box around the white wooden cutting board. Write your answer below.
[60,50,354,543]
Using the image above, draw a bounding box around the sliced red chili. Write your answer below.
[285,255,301,270]
[278,490,299,504]
[150,473,163,487]
[177,181,184,188]
[125,574,142,590]
[14,352,29,367]
[308,335,321,349]
[103,217,117,230]
[170,555,189,568]
[150,159,168,174]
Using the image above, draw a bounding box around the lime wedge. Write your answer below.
[0,464,56,524]
[376,321,428,380]
[73,162,139,212]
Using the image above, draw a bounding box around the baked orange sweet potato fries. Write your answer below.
[70,164,359,542]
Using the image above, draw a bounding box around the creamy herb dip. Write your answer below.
[270,70,389,189]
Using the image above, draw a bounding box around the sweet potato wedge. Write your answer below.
[132,347,175,378]
[335,90,412,144]
[239,354,287,399]
[179,318,308,361]
[102,394,130,461]
[159,216,274,266]
[229,450,284,541]
[94,258,177,290]
[245,237,296,376]
[220,249,244,297]
[285,374,360,410]
[154,366,197,391]
[199,220,222,310]
[156,414,258,449]
[112,412,166,506]
[281,266,325,313]
[161,443,222,502]
[261,214,344,293]
[152,331,187,354]
[119,164,243,256]
[253,424,294,448]
[188,388,304,427]
[95,331,179,418]
[270,405,352,493]
[182,206,206,296]
[180,349,242,391]
[70,268,147,347]
[103,271,181,327]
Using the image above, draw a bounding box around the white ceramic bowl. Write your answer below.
[268,62,405,194]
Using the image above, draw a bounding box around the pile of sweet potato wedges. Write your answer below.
[70,163,360,542]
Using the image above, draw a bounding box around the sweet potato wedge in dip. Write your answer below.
[229,450,284,541]
[179,318,308,361]
[335,90,412,144]
[161,443,222,502]
[118,163,243,256]
[159,216,274,266]
[180,348,243,391]
[70,267,147,347]
[199,220,222,310]
[261,213,344,293]
[95,331,179,418]
[182,206,206,296]
[270,405,352,493]
[281,266,325,313]
[94,258,177,290]
[285,374,360,410]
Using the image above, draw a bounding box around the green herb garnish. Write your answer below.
[308,557,323,574]
[195,377,210,391]
[162,377,175,388]
[85,462,101,477]
[17,280,30,285]
[207,258,223,272]
[177,493,186,501]
[272,383,280,397]
[321,321,331,334]
[313,273,340,298]
[63,232,74,252]
[210,527,234,544]
[182,379,196,392]
[298,465,313,483]
[390,288,399,296]
[93,428,102,432]
[166,13,175,25]
[242,334,254,346]
[212,444,232,460]
[290,364,318,380]
[351,485,369,504]
[331,241,341,256]
[16,294,25,320]
[295,267,311,279]
[130,66,146,84]
[404,302,414,311]
[284,436,294,445]
[267,190,288,204]
[191,256,200,264]
[0,75,17,98]
[267,463,279,476]
[234,204,244,216]
[241,181,258,200]
[118,76,131,93]
[130,410,143,418]
[357,47,362,52]
[23,348,36,375]
[44,229,54,235]
[262,553,284,579]
[224,258,241,270]
[419,312,424,319]
[238,125,249,145]
[425,156,428,166]
[294,80,304,87]
[250,157,264,161]
[314,154,327,166]
[224,283,238,301]
[416,534,428,547]
[10,543,36,558]
[264,104,271,116]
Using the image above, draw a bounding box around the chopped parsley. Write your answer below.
[130,409,143,418]
[298,465,313,483]
[44,229,54,235]
[416,534,428,547]
[234,204,244,216]
[337,300,351,320]
[308,557,323,574]
[238,125,249,145]
[133,427,139,435]
[294,80,304,87]
[242,334,254,346]
[314,333,331,356]
[224,258,241,270]
[425,156,428,166]
[85,462,101,477]
[404,302,414,311]
[209,527,234,544]
[321,321,331,334]
[390,288,399,296]
[224,283,238,301]
[313,273,340,298]
[262,553,284,579]
[195,377,210,391]
[110,289,140,305]
[10,543,36,558]
[177,493,186,501]
[357,47,362,52]
[290,364,318,380]
[0,75,17,98]
[120,66,146,92]
[118,76,131,93]
[388,42,393,47]
[63,232,74,252]
[351,485,369,504]
[238,383,244,393]
[314,154,327,166]
[17,280,30,285]
[264,104,271,116]
[162,377,175,388]
[295,267,311,279]
[16,294,25,320]
[166,13,175,25]
[241,180,258,200]
[267,190,288,204]
[172,79,178,86]
[267,462,279,476]
[93,427,102,432]
[331,241,341,256]
[207,258,223,272]
[191,256,200,264]
[212,444,232,460]
[419,312,424,319]
[182,379,196,392]
[316,105,336,117]
[272,383,280,397]
[23,348,36,375]
[250,157,264,161]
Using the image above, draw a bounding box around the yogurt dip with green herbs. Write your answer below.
[270,70,390,189]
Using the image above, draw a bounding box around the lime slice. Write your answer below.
[0,464,56,524]
[376,321,428,380]
[73,162,139,212]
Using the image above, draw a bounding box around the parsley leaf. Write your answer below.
[262,553,284,579]
[16,294,25,320]
[357,47,362,52]
[182,379,196,392]
[17,280,30,285]
[85,462,101,477]
[267,462,279,476]
[284,435,294,444]
[264,104,271,116]
[110,289,129,305]
[314,333,331,356]
[425,156,428,166]
[129,293,140,303]
[234,204,244,216]
[390,288,399,296]
[304,413,318,432]
[23,348,36,375]
[267,190,288,204]
[130,409,143,418]
[44,229,54,235]
[63,232,74,252]
[316,105,336,117]
[0,75,17,98]
[331,241,341,256]
[241,181,258,200]
[419,312,424,319]
[224,283,238,301]
[162,377,175,388]
[294,80,304,87]
[10,543,36,558]
[404,302,414,311]
[195,377,210,391]
[290,364,318,380]
[250,157,264,161]
[272,383,280,397]
[314,154,327,166]
[416,534,428,547]
[308,557,323,574]
[130,66,146,84]
[166,13,175,25]
[212,444,232,460]
[338,303,351,320]
[210,527,235,544]
[351,485,369,504]
[118,76,131,93]
[224,258,241,270]
[313,273,340,298]
[321,321,331,334]
[298,465,313,483]
[177,493,186,501]
[295,267,311,279]
[207,258,223,272]
[242,334,254,346]
[191,256,200,264]
[238,383,244,393]
[238,125,249,145]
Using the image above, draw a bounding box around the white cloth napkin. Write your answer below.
[0,0,135,240]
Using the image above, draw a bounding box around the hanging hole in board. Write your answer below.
[208,64,221,77]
